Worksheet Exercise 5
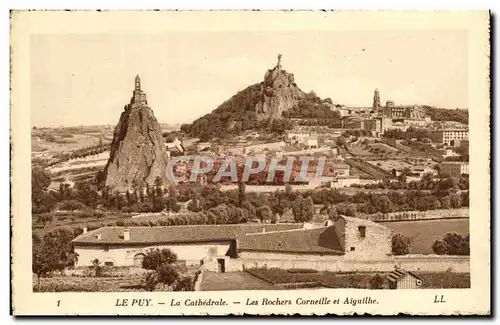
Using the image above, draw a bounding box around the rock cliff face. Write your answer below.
[255,56,305,119]
[103,76,168,191]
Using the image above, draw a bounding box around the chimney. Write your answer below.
[96,233,102,240]
[83,226,87,234]
[123,228,130,241]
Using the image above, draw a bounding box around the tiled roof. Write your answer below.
[341,215,392,231]
[238,226,344,255]
[386,268,422,282]
[72,224,303,246]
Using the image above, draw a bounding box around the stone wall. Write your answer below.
[226,254,469,273]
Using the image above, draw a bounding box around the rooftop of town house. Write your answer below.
[433,129,469,132]
[238,226,345,255]
[72,224,303,246]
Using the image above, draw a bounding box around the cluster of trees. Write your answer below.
[282,92,340,119]
[141,248,194,292]
[432,233,470,255]
[389,231,469,257]
[341,129,373,138]
[34,162,469,228]
[353,172,469,191]
[423,106,469,124]
[383,127,433,141]
[32,168,182,215]
[291,195,315,222]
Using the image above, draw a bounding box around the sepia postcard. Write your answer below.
[11,10,490,316]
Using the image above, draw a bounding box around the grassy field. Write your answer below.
[381,218,469,254]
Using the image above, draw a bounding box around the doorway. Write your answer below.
[133,253,145,267]
[217,258,225,273]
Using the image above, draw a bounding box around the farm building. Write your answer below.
[72,216,393,271]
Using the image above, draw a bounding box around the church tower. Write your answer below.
[135,74,141,91]
[131,74,147,107]
[372,88,381,110]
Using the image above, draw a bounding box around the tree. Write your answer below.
[336,136,348,150]
[257,205,272,223]
[392,233,411,255]
[292,195,314,222]
[32,227,76,288]
[432,240,447,255]
[432,233,469,255]
[292,194,304,222]
[142,248,178,270]
[439,196,451,209]
[142,248,180,291]
[237,181,246,207]
[32,167,51,192]
[187,194,200,212]
[32,168,56,214]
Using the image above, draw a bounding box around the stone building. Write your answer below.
[430,129,469,145]
[439,161,469,178]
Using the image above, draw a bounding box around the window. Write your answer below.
[358,226,366,238]
[350,247,355,251]
[209,247,217,257]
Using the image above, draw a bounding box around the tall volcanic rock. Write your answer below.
[103,75,168,191]
[255,54,305,119]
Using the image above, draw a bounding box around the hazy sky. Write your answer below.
[31,30,468,127]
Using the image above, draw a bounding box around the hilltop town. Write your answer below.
[31,55,470,292]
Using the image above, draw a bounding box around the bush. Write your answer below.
[116,220,125,227]
[58,200,87,211]
[79,207,96,218]
[432,232,469,255]
[173,276,194,291]
[287,268,319,274]
[370,274,384,289]
[392,233,411,255]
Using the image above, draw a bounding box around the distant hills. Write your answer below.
[423,106,469,124]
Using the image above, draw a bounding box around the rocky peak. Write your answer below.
[255,54,305,119]
[103,75,168,191]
